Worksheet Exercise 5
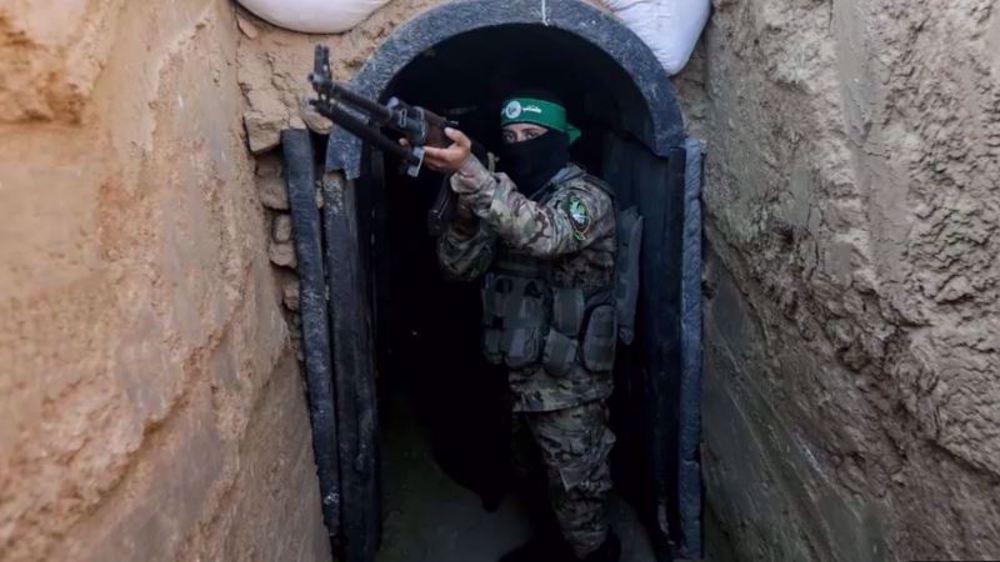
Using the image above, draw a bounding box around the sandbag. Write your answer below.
[238,0,389,34]
[602,0,710,75]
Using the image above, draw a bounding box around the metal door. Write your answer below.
[604,136,704,560]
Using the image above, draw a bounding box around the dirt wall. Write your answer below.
[684,0,1000,559]
[234,0,446,153]
[0,1,330,561]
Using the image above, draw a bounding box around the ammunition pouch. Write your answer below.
[552,287,586,335]
[615,207,643,345]
[481,266,549,369]
[542,287,586,376]
[542,328,578,377]
[479,186,640,374]
[480,258,616,375]
[581,304,617,372]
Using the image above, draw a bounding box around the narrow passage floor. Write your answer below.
[377,394,656,562]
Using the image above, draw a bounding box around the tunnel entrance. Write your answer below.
[291,2,705,561]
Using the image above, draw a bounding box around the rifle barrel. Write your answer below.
[321,102,420,164]
[331,84,394,123]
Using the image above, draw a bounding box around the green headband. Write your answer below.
[500,97,582,143]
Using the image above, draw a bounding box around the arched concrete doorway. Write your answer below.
[289,1,704,561]
[326,0,685,177]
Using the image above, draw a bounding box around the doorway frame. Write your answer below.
[311,1,703,560]
[326,0,685,178]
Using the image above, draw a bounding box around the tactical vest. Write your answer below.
[479,169,643,375]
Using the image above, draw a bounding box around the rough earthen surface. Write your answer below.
[235,0,445,148]
[0,1,330,561]
[684,0,1000,559]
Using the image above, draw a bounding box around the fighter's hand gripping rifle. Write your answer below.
[308,45,473,235]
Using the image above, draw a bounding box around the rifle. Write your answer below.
[308,44,479,236]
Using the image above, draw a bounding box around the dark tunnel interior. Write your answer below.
[354,24,680,560]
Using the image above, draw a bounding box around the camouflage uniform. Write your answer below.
[437,156,617,558]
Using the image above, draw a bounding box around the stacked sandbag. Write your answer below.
[601,0,710,75]
[237,0,389,34]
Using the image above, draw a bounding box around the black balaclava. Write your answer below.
[499,89,573,198]
[501,129,571,198]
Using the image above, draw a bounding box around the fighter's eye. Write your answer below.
[502,131,517,143]
[524,130,542,140]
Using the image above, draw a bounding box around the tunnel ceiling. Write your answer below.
[326,0,686,178]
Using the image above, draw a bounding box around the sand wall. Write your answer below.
[0,1,330,561]
[681,0,1000,559]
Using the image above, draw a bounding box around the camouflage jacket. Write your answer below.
[437,156,617,412]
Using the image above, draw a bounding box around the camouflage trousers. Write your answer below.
[512,401,616,558]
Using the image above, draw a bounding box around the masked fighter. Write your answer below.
[425,90,620,562]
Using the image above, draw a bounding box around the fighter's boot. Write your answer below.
[581,532,621,562]
[499,533,575,562]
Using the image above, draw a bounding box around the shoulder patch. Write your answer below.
[565,194,592,240]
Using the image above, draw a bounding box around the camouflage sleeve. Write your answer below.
[450,157,613,258]
[436,212,496,281]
